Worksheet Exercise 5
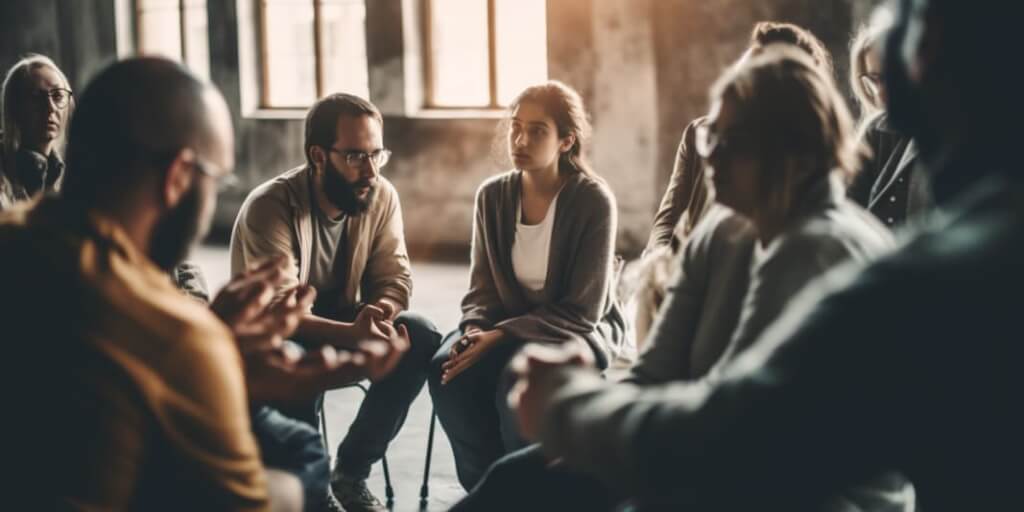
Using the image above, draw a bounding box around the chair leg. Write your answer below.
[419,409,437,510]
[381,454,395,508]
[319,393,330,453]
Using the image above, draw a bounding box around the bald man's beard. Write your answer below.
[323,157,372,216]
[150,184,203,271]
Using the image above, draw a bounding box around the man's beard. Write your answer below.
[322,157,373,216]
[150,184,203,271]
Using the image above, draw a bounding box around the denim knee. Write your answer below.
[395,310,442,362]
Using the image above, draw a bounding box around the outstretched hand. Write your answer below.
[210,256,314,354]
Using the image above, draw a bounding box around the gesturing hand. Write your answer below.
[345,304,411,382]
[209,256,315,354]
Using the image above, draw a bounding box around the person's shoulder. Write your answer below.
[483,170,518,190]
[570,172,615,209]
[104,261,237,373]
[475,170,517,201]
[238,165,306,219]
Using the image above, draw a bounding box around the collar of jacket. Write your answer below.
[11,148,65,197]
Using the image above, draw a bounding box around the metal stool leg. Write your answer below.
[419,409,437,510]
[319,392,330,452]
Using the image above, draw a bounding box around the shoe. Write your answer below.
[330,475,387,512]
[324,491,346,512]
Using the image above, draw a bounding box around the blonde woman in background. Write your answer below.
[0,54,73,209]
[847,7,933,228]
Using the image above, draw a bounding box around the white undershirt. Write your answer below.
[512,190,561,292]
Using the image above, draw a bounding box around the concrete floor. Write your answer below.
[193,244,469,511]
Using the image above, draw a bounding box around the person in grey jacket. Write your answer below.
[514,0,1019,509]
[428,81,631,491]
[458,45,910,512]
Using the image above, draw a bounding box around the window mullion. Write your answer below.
[313,0,324,99]
[423,0,435,108]
[178,0,188,63]
[258,0,271,108]
[487,0,498,108]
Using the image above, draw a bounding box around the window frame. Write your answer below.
[256,0,369,110]
[421,0,502,110]
[133,0,207,72]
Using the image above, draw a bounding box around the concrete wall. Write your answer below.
[1,0,878,259]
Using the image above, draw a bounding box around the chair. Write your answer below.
[320,382,438,510]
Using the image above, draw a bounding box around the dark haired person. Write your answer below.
[230,93,441,512]
[428,80,631,491]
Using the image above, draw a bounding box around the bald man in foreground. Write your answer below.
[0,57,401,510]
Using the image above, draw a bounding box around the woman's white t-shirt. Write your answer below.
[512,190,561,293]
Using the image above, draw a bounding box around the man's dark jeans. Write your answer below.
[426,328,531,491]
[278,311,441,480]
[252,406,330,512]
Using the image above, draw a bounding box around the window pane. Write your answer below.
[182,0,210,81]
[262,0,317,107]
[137,0,183,61]
[494,0,547,106]
[428,0,490,107]
[320,0,370,99]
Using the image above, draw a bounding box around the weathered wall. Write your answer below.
[0,0,118,91]
[1,0,879,259]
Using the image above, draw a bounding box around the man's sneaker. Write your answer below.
[330,476,387,512]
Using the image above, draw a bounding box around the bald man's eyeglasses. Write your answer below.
[32,88,73,109]
[193,160,240,193]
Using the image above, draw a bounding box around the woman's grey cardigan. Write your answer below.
[459,170,631,369]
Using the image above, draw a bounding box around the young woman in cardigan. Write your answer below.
[427,80,631,491]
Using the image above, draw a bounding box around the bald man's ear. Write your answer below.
[162,148,197,209]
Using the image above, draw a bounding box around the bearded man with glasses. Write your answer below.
[230,93,441,512]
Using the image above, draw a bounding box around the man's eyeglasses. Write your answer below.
[33,88,73,109]
[327,147,392,169]
[193,159,240,193]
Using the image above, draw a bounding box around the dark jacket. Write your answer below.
[848,113,932,227]
[0,145,65,211]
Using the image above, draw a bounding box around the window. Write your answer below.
[135,0,210,80]
[258,0,370,109]
[424,0,547,109]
